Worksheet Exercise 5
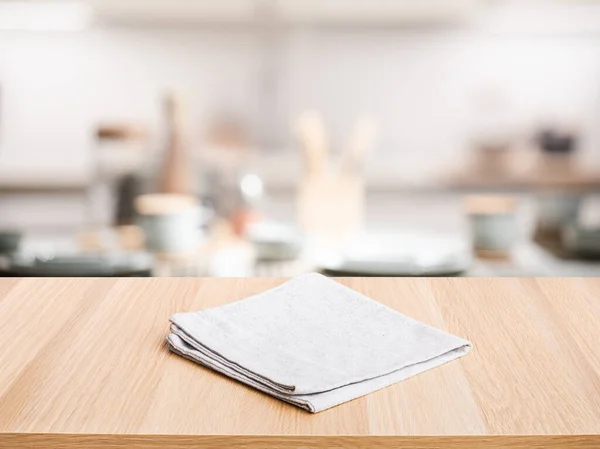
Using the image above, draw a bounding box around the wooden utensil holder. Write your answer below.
[297,174,364,246]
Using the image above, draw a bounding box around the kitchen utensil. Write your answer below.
[297,174,364,245]
[339,115,378,175]
[294,110,328,175]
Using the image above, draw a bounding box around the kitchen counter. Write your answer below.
[0,277,599,448]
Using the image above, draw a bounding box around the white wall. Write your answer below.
[0,29,262,178]
[285,30,600,185]
[1,22,599,186]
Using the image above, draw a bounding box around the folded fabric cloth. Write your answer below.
[167,273,472,413]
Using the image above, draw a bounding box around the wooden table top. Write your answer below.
[1,277,599,448]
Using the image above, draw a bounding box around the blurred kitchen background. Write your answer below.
[1,0,600,276]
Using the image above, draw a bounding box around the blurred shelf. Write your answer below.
[92,0,480,27]
[444,172,600,193]
[87,0,600,36]
[0,182,88,194]
[0,169,89,194]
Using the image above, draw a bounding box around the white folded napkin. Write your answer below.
[167,273,472,413]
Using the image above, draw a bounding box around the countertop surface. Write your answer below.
[1,277,599,448]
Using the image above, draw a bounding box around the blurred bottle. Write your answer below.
[159,92,192,195]
[92,123,148,227]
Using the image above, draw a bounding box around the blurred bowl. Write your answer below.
[246,222,304,261]
[537,194,582,230]
[562,225,600,257]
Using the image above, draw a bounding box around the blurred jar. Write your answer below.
[135,194,210,254]
[92,124,149,227]
[466,195,519,257]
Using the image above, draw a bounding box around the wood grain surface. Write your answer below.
[0,277,599,448]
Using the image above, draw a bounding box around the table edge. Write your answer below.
[1,433,599,448]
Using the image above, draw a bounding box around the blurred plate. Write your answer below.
[318,232,471,276]
[7,251,154,276]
